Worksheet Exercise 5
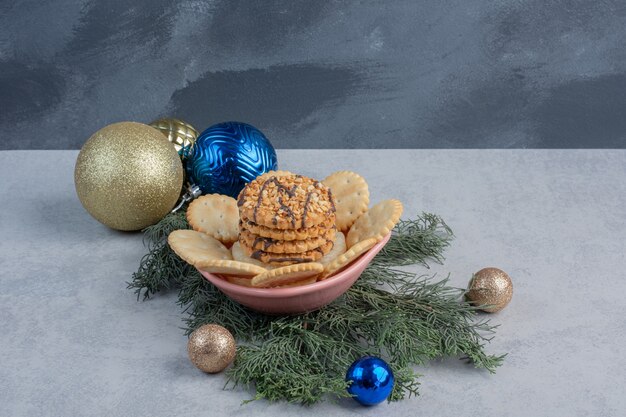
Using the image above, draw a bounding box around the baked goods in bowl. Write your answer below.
[198,234,390,314]
[168,171,403,314]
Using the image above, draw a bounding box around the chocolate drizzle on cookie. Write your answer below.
[238,173,338,266]
[328,189,336,213]
[250,250,311,264]
[301,192,314,229]
[253,236,275,251]
[301,181,326,228]
[254,176,298,226]
[277,194,297,228]
[268,257,311,263]
[237,187,247,207]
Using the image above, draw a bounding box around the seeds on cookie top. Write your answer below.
[237,174,336,230]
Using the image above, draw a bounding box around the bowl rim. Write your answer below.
[199,233,391,298]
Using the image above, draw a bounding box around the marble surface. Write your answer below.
[1,150,625,416]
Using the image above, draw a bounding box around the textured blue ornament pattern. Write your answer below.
[186,122,278,198]
[346,356,395,406]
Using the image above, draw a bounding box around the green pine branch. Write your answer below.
[128,211,505,404]
[373,214,453,267]
[126,210,191,300]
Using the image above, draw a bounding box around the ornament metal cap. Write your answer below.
[172,184,202,213]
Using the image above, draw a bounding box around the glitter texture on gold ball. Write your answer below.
[150,117,199,160]
[466,267,513,313]
[74,122,184,231]
[188,324,236,373]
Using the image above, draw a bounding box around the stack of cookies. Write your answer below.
[236,173,337,266]
[170,169,403,290]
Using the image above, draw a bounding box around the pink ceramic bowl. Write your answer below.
[198,233,391,315]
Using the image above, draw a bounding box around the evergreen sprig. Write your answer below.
[128,211,504,404]
[127,209,191,300]
[374,214,453,267]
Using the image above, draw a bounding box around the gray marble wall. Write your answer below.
[1,0,625,149]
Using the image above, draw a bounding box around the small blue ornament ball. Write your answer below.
[346,356,395,406]
[186,121,278,198]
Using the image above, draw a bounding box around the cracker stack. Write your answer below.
[236,173,337,266]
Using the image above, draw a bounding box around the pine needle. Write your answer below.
[128,211,505,404]
[374,214,453,267]
[126,210,191,300]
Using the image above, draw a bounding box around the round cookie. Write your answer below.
[196,259,267,276]
[225,276,254,287]
[276,276,318,287]
[231,241,275,270]
[320,231,347,266]
[240,239,335,266]
[320,238,378,279]
[322,171,369,233]
[168,230,232,267]
[187,194,239,244]
[346,199,403,248]
[239,228,336,253]
[237,174,336,229]
[251,263,324,288]
[240,218,336,241]
[225,274,317,288]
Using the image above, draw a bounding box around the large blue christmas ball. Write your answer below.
[345,356,395,406]
[186,122,278,198]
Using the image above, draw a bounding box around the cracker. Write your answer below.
[187,194,239,244]
[231,241,275,270]
[251,263,324,288]
[225,276,254,286]
[320,238,377,279]
[322,171,369,232]
[276,276,318,287]
[320,231,347,266]
[225,272,316,288]
[240,218,336,241]
[237,174,335,229]
[196,259,267,276]
[239,228,336,253]
[240,238,334,266]
[346,199,403,248]
[168,230,232,267]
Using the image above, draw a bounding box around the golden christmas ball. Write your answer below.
[188,324,236,373]
[466,267,513,313]
[74,121,184,231]
[149,117,199,160]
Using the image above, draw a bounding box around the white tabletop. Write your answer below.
[1,150,625,417]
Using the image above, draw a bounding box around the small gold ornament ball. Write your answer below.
[466,267,513,313]
[149,117,199,160]
[188,324,236,373]
[74,122,184,231]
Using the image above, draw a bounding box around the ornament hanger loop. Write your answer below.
[172,184,202,213]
